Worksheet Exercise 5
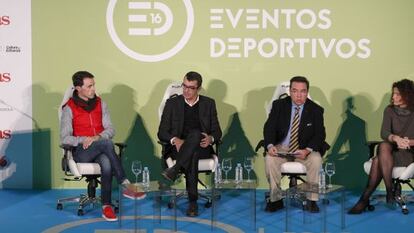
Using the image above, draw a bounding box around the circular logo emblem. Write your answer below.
[106,0,194,62]
[42,216,244,232]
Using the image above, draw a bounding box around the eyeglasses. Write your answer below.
[181,83,198,90]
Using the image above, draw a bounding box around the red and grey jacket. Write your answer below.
[65,97,104,137]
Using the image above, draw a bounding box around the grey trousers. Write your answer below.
[265,145,322,202]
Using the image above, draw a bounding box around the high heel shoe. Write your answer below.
[386,192,395,204]
[348,199,371,214]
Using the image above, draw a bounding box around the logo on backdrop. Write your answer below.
[106,0,194,62]
[0,45,21,53]
[0,16,10,26]
[0,130,12,140]
[0,73,11,83]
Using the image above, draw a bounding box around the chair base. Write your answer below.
[370,192,412,215]
[167,190,220,209]
[57,194,102,216]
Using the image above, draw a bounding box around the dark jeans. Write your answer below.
[169,130,212,202]
[73,139,126,205]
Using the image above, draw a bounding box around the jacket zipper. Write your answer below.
[89,113,96,136]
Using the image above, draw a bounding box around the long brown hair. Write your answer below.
[391,79,414,111]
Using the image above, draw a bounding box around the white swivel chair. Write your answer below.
[56,87,125,216]
[258,81,312,186]
[158,82,219,208]
[256,81,318,204]
[363,141,414,214]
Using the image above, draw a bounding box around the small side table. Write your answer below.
[118,181,177,232]
[212,180,257,231]
[285,183,346,233]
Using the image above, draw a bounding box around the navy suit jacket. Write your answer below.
[263,96,327,154]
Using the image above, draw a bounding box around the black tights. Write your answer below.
[360,142,394,202]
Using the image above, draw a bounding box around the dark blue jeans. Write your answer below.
[73,139,126,205]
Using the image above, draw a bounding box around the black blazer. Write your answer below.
[158,95,222,150]
[263,96,326,153]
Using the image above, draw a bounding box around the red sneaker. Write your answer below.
[102,205,118,222]
[123,188,146,200]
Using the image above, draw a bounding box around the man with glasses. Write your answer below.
[158,71,222,217]
[263,76,327,213]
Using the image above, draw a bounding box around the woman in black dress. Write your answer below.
[348,79,414,214]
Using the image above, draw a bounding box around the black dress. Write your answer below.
[381,106,414,166]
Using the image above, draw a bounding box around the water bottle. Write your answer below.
[319,167,326,190]
[235,163,243,183]
[214,163,222,184]
[142,167,150,187]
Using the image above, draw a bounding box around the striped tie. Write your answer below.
[288,107,300,153]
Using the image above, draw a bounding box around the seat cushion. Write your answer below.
[281,162,307,174]
[166,154,218,172]
[66,151,101,177]
[76,163,101,175]
[364,159,414,180]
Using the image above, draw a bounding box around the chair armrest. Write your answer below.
[213,138,222,145]
[255,139,267,156]
[366,141,382,159]
[114,142,127,157]
[255,139,265,152]
[59,144,82,178]
[213,139,222,157]
[157,140,169,146]
[60,144,74,151]
[114,142,127,148]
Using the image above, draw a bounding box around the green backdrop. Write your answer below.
[31,0,414,191]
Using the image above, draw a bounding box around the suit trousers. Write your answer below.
[265,145,322,202]
[170,130,212,202]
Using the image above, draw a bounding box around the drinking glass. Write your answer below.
[244,157,253,182]
[325,162,336,188]
[222,158,232,183]
[131,160,142,184]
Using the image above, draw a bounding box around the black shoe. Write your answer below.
[304,200,320,213]
[161,167,177,182]
[186,202,198,217]
[348,199,370,215]
[265,199,284,212]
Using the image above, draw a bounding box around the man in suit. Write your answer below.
[158,71,222,217]
[263,76,326,213]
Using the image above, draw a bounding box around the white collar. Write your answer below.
[184,95,199,107]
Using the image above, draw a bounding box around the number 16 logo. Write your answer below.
[107,0,194,62]
[128,1,172,36]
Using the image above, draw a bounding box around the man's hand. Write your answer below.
[200,133,212,148]
[174,138,184,152]
[295,149,310,160]
[82,135,100,149]
[267,146,278,157]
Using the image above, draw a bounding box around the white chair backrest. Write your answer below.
[58,86,101,121]
[58,86,75,122]
[58,86,102,177]
[265,81,312,116]
[158,82,183,120]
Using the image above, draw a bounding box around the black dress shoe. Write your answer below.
[304,200,320,213]
[186,202,198,217]
[161,167,177,182]
[265,199,284,212]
